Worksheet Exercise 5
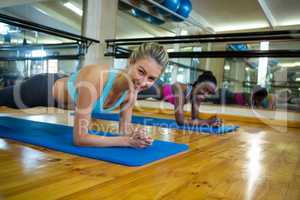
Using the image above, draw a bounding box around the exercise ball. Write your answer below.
[177,0,192,17]
[228,43,248,51]
[162,0,180,12]
[157,0,180,15]
[131,8,164,25]
[236,44,248,51]
[4,33,11,43]
[172,0,192,22]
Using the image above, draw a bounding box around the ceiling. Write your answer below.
[0,1,300,63]
[190,0,300,32]
[0,0,299,78]
[0,0,299,38]
[191,0,269,32]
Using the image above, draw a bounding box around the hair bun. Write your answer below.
[193,70,217,87]
[202,71,213,76]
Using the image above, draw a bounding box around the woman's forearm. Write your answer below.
[73,112,129,147]
[184,119,208,126]
[119,117,131,135]
[191,103,200,120]
[73,122,130,147]
[119,103,134,134]
[73,133,129,147]
[175,113,207,126]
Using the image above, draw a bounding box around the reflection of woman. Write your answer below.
[138,71,221,127]
[205,86,268,108]
[0,43,169,148]
[265,89,300,111]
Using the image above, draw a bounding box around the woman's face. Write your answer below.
[128,57,163,92]
[194,82,216,103]
[253,95,265,105]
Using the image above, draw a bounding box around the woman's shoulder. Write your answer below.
[78,64,110,81]
[172,82,187,88]
[80,64,110,74]
[171,82,188,94]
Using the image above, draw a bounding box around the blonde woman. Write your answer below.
[0,43,169,148]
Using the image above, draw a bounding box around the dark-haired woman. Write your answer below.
[138,71,221,127]
[205,86,268,108]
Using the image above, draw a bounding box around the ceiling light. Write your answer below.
[257,41,269,87]
[279,62,300,68]
[34,7,48,16]
[260,41,269,50]
[32,50,46,57]
[180,30,188,35]
[278,19,300,27]
[64,2,83,16]
[296,77,300,81]
[0,22,9,35]
[224,65,230,70]
[214,23,268,32]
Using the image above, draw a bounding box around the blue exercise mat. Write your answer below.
[91,112,239,134]
[0,117,188,167]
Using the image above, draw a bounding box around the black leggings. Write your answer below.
[204,88,237,104]
[138,79,164,100]
[0,73,66,109]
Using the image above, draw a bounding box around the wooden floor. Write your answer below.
[0,107,299,200]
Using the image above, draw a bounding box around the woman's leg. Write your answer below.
[0,85,19,108]
[221,88,236,105]
[205,88,222,104]
[205,88,235,105]
[0,73,65,108]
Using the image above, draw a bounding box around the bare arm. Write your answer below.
[73,67,151,148]
[73,94,130,147]
[119,92,153,147]
[175,104,211,126]
[72,67,129,147]
[174,84,221,127]
[173,84,208,126]
[191,101,200,120]
[119,92,135,135]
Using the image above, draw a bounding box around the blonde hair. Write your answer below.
[129,42,169,68]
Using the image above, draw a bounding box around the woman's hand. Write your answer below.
[126,126,153,148]
[191,116,222,127]
[206,116,222,127]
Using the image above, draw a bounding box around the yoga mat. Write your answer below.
[0,117,188,167]
[91,112,239,134]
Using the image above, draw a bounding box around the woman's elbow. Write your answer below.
[73,138,84,146]
[175,117,184,126]
[73,134,88,146]
[175,111,185,125]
